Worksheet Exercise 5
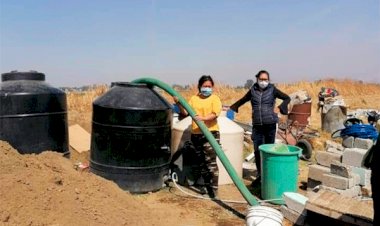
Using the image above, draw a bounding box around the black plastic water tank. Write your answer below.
[90,82,172,193]
[0,71,69,156]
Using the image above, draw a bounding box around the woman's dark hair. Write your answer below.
[198,75,214,92]
[255,70,270,80]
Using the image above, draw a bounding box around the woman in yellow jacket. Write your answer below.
[174,75,222,198]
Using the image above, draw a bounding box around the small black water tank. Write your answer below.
[90,82,172,193]
[0,71,69,156]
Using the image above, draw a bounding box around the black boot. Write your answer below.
[206,186,218,199]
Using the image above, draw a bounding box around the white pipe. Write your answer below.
[171,172,283,205]
[245,152,255,162]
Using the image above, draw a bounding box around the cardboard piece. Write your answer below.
[69,124,91,153]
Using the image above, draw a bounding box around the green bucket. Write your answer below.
[259,144,302,205]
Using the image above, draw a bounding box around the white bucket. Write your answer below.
[246,206,283,226]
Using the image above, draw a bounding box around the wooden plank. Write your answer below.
[69,124,91,153]
[306,190,373,225]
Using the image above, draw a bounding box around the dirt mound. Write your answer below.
[0,141,168,226]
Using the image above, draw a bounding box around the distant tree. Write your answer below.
[244,79,254,89]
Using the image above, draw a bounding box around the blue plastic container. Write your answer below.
[226,109,235,120]
[172,104,180,114]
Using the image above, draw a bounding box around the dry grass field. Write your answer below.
[67,79,380,156]
[67,79,380,132]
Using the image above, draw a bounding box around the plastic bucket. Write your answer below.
[246,206,283,226]
[259,144,302,204]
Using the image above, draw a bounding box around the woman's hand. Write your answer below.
[229,105,238,113]
[173,96,189,117]
[194,115,204,121]
[194,113,216,122]
[173,96,179,104]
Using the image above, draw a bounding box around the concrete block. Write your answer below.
[319,185,361,198]
[322,173,355,189]
[354,138,374,150]
[326,147,343,155]
[330,161,352,178]
[342,136,355,148]
[308,164,330,182]
[280,205,306,226]
[325,140,345,151]
[353,173,361,185]
[352,166,372,187]
[342,148,369,167]
[283,192,308,214]
[315,151,342,167]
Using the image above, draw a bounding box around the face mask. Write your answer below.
[258,81,269,89]
[200,87,212,97]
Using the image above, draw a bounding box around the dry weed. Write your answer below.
[67,79,380,130]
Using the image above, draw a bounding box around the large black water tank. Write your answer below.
[90,82,172,193]
[0,71,69,156]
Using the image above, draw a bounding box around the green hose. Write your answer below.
[132,77,259,206]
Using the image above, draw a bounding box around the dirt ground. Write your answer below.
[0,110,308,226]
[0,139,298,226]
[0,140,254,226]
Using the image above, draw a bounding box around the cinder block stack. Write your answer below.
[307,138,373,198]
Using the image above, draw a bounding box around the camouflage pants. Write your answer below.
[191,131,220,190]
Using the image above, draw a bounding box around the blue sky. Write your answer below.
[1,0,379,87]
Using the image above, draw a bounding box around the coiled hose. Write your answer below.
[332,123,378,140]
[132,77,259,206]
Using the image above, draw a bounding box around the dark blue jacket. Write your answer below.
[230,83,290,125]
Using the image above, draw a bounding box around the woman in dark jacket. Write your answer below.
[230,70,290,186]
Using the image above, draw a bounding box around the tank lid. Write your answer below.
[2,71,45,82]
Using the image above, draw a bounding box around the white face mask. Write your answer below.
[258,81,269,89]
[200,87,212,97]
